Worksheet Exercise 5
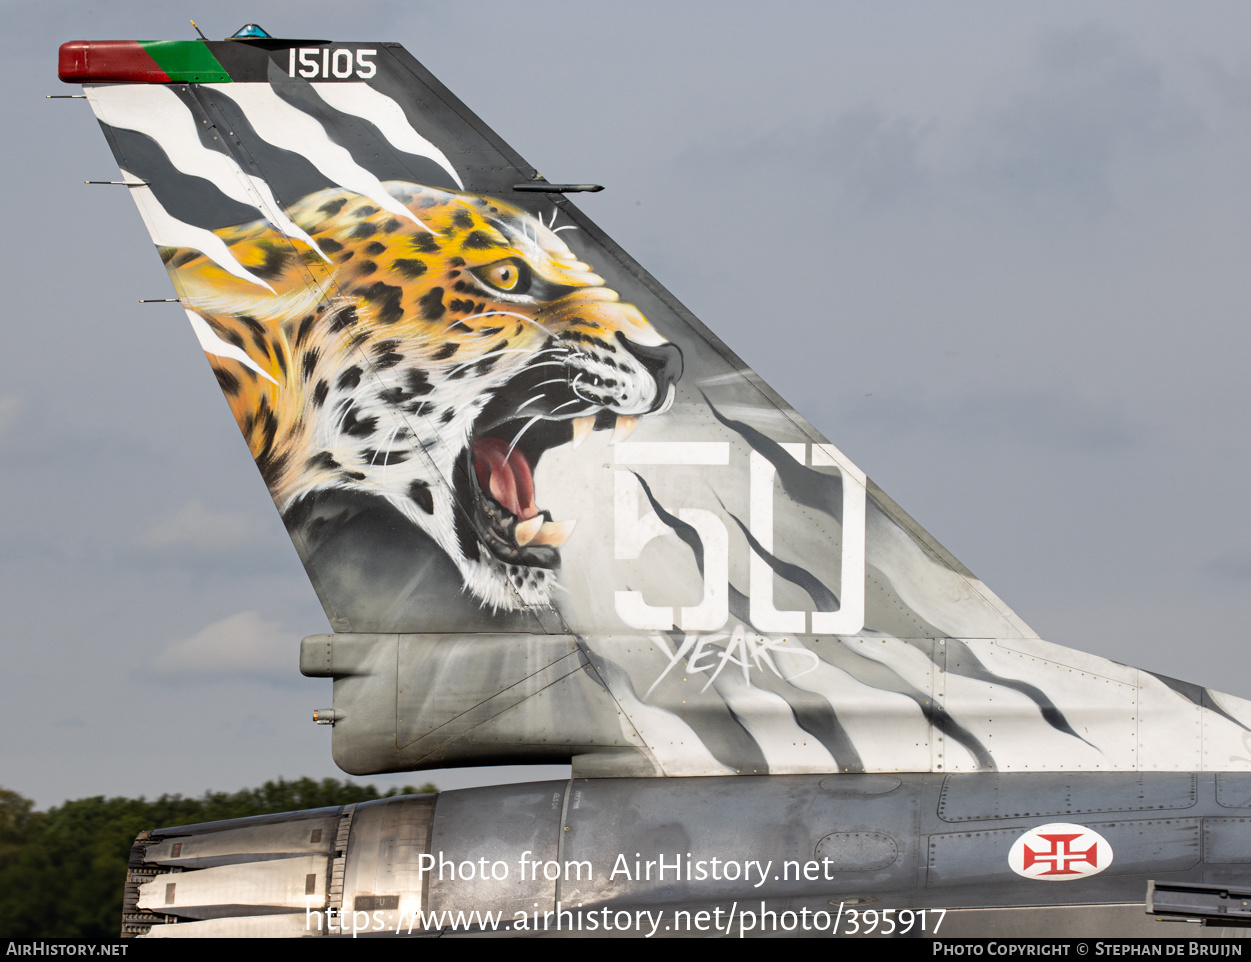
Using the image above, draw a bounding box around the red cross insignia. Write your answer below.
[1009,823,1113,881]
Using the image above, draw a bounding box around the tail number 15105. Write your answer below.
[287,48,377,80]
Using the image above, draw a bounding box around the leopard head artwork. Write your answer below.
[168,182,682,610]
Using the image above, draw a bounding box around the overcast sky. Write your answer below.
[3,1,1251,807]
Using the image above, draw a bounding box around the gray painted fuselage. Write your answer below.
[128,772,1251,937]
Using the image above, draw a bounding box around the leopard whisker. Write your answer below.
[369,428,391,466]
[516,347,574,363]
[515,394,547,414]
[513,349,574,371]
[331,396,356,435]
[517,359,577,373]
[570,374,598,404]
[505,415,545,463]
[516,348,580,373]
[458,310,555,337]
[484,213,541,260]
[445,346,560,376]
[374,424,402,481]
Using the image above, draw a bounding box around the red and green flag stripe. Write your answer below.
[59,40,231,83]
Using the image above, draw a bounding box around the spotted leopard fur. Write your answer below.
[164,181,680,611]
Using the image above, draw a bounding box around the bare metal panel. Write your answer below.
[1203,818,1251,863]
[938,772,1198,822]
[339,795,435,932]
[395,634,603,751]
[136,854,330,919]
[558,775,920,907]
[1217,773,1251,808]
[143,817,338,868]
[143,914,318,938]
[324,636,400,776]
[814,833,898,871]
[426,781,565,917]
[818,774,901,795]
[323,633,647,775]
[149,807,343,837]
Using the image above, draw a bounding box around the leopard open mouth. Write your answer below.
[460,408,629,571]
[454,330,681,582]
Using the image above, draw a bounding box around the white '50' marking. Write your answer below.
[613,441,866,635]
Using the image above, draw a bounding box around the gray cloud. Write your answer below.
[0,396,22,438]
[967,23,1203,212]
[1203,552,1251,582]
[840,387,1148,455]
[719,105,931,213]
[154,611,301,683]
[137,500,266,556]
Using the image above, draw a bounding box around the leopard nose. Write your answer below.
[616,333,683,412]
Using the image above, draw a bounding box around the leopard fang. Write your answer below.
[529,520,576,547]
[610,415,638,445]
[514,516,545,546]
[571,415,596,449]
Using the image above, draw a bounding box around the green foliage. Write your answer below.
[0,778,437,939]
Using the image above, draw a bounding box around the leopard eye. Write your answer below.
[473,258,531,295]
[483,262,519,290]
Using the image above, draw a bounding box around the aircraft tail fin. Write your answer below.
[66,34,1251,779]
[67,34,913,639]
